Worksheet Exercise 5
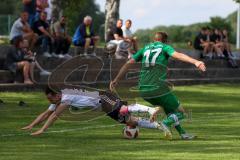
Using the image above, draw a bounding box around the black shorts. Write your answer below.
[99,91,128,124]
[194,44,203,50]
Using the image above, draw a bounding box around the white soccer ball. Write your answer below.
[122,125,139,139]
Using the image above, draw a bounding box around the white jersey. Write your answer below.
[122,26,133,38]
[48,89,101,111]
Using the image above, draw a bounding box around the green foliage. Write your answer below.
[0,0,16,14]
[226,11,237,43]
[209,16,232,31]
[62,0,105,38]
[234,0,240,3]
[0,0,22,15]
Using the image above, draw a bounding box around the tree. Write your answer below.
[104,0,120,42]
[209,16,232,31]
[234,0,240,3]
[54,0,105,36]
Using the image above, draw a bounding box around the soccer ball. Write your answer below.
[122,125,139,139]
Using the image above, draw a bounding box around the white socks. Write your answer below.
[128,104,156,115]
[137,119,159,129]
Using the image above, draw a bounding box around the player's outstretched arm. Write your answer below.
[171,51,206,72]
[21,109,53,131]
[110,59,136,91]
[31,104,68,136]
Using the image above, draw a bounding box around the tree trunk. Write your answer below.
[51,0,63,23]
[104,0,120,42]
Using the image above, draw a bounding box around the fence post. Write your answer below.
[8,14,11,35]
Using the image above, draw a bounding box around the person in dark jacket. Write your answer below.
[72,15,99,55]
[5,36,33,84]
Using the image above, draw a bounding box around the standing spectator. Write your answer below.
[5,36,33,84]
[51,16,72,58]
[10,11,37,50]
[32,11,53,57]
[122,19,138,52]
[36,0,49,21]
[22,0,36,27]
[72,15,99,56]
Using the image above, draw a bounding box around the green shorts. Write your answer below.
[143,92,180,115]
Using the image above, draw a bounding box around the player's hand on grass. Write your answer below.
[30,129,44,136]
[21,125,33,131]
[195,61,206,72]
[110,80,118,92]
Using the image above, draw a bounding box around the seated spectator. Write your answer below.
[10,11,37,50]
[106,19,132,59]
[22,0,36,27]
[5,36,33,84]
[32,11,53,57]
[122,19,138,52]
[51,16,72,59]
[36,0,49,21]
[210,29,224,58]
[194,27,213,59]
[72,15,99,56]
[222,29,232,56]
[21,40,51,77]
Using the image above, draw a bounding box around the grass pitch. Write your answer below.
[0,84,240,160]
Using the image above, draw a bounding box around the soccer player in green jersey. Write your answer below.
[110,31,206,140]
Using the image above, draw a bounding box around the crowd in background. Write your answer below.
[5,1,237,84]
[5,0,138,84]
[194,27,232,60]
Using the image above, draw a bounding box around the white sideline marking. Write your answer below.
[0,124,122,137]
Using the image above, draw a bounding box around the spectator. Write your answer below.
[32,11,53,57]
[51,16,72,58]
[36,0,49,21]
[22,0,36,27]
[122,19,138,52]
[194,27,213,59]
[21,40,51,76]
[107,19,132,59]
[5,36,33,84]
[72,15,99,56]
[222,29,232,56]
[210,29,224,58]
[45,0,52,24]
[10,11,37,50]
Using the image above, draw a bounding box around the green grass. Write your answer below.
[0,84,240,160]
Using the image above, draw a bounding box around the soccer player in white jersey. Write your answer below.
[22,87,165,136]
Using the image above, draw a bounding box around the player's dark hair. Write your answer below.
[155,31,168,43]
[126,19,132,24]
[45,86,59,95]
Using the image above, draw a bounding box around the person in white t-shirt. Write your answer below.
[10,11,38,50]
[121,19,138,52]
[44,0,52,23]
[21,87,167,136]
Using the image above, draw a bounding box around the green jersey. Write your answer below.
[132,42,175,97]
